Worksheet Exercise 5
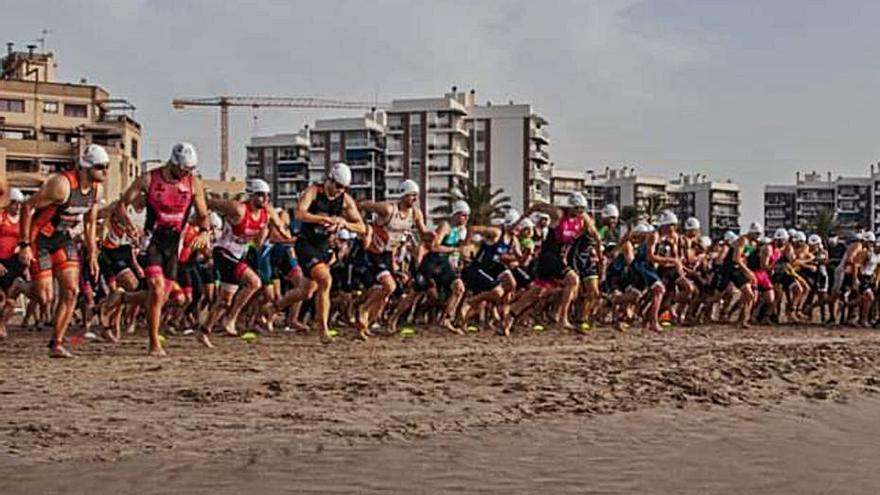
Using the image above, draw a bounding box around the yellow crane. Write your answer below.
[172,96,388,180]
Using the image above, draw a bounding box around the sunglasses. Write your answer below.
[92,163,109,171]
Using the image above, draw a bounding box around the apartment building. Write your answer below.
[764,170,874,233]
[550,168,604,217]
[385,90,471,223]
[600,167,668,216]
[245,131,310,209]
[0,44,142,200]
[667,174,741,238]
[310,112,386,201]
[763,185,796,231]
[466,99,551,211]
[551,166,741,236]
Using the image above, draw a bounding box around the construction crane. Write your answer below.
[172,96,389,180]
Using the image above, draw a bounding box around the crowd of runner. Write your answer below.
[2,143,878,358]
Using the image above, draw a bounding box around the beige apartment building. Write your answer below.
[0,44,142,200]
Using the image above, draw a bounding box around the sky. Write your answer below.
[4,0,880,222]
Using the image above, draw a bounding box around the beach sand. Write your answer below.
[1,323,879,493]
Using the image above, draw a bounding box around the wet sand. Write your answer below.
[2,323,880,493]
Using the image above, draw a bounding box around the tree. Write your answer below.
[430,181,512,225]
[812,208,839,239]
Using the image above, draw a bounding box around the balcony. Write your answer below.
[387,125,404,134]
[765,211,788,220]
[0,138,77,158]
[797,195,834,203]
[386,166,403,176]
[427,144,469,157]
[530,127,550,144]
[530,170,550,184]
[277,173,308,182]
[347,161,379,170]
[530,148,550,163]
[713,195,740,205]
[428,164,467,177]
[428,120,468,136]
[345,138,382,150]
[386,147,404,155]
[837,193,859,201]
[277,155,307,164]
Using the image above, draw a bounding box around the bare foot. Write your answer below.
[614,321,629,332]
[558,320,576,331]
[197,331,214,349]
[100,290,123,328]
[49,345,74,358]
[221,318,239,337]
[440,318,464,335]
[101,328,119,344]
[321,330,337,344]
[148,345,168,357]
[0,324,7,339]
[498,315,515,336]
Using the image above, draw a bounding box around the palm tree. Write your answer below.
[430,181,512,225]
[812,208,839,239]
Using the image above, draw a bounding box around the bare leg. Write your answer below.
[222,269,262,335]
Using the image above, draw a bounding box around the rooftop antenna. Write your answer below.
[36,29,52,51]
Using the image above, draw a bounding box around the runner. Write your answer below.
[501,192,602,334]
[267,163,365,341]
[356,179,429,338]
[200,178,291,347]
[460,208,521,335]
[410,199,470,334]
[112,142,211,356]
[18,144,107,358]
[0,189,26,338]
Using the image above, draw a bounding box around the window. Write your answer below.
[131,138,139,159]
[64,104,87,118]
[0,98,25,113]
[43,101,58,113]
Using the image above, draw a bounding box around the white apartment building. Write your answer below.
[385,89,472,223]
[551,166,742,237]
[245,131,310,209]
[466,100,551,211]
[667,174,741,239]
[550,168,604,217]
[310,112,387,201]
[764,169,874,233]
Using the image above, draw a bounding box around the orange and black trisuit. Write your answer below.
[29,170,97,280]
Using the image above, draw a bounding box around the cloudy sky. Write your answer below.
[4,0,880,222]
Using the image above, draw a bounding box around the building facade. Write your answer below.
[667,174,741,239]
[551,166,742,236]
[385,90,472,223]
[764,169,876,234]
[466,100,551,211]
[245,131,310,209]
[310,112,386,201]
[0,45,142,200]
